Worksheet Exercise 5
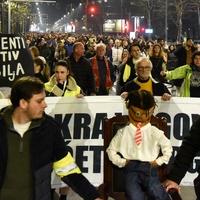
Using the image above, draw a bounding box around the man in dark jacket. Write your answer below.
[0,76,102,200]
[120,57,171,101]
[66,42,96,96]
[164,116,200,200]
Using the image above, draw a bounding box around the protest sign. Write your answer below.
[0,96,199,186]
[0,34,34,86]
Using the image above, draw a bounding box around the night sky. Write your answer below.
[39,0,83,25]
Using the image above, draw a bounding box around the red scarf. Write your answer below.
[91,56,112,89]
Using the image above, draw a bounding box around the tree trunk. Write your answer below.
[177,12,183,41]
[176,0,184,42]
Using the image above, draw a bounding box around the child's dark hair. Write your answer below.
[125,90,156,110]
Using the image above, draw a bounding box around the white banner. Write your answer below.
[0,96,200,186]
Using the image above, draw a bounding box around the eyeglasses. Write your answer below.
[129,106,155,118]
[137,66,151,71]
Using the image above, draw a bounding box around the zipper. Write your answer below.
[19,138,23,153]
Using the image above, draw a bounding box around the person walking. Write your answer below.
[90,43,115,95]
[121,57,171,101]
[164,116,200,200]
[0,76,102,200]
[66,42,96,96]
[161,51,200,97]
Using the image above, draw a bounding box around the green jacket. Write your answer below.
[166,65,192,97]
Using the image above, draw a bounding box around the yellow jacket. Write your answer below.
[45,75,81,97]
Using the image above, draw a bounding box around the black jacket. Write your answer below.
[66,55,96,95]
[121,78,171,96]
[0,106,99,200]
[168,116,200,184]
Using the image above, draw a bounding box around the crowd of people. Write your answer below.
[21,32,200,99]
[0,32,200,200]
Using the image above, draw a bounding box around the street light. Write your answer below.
[7,0,55,33]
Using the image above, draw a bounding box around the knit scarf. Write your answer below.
[91,56,112,89]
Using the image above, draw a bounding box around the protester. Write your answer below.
[66,42,96,96]
[116,49,129,95]
[119,44,143,88]
[29,46,40,59]
[163,116,200,200]
[111,38,123,70]
[167,44,177,70]
[161,51,200,97]
[121,57,171,101]
[149,43,167,83]
[90,43,115,95]
[45,60,82,97]
[54,39,68,61]
[45,59,83,199]
[107,90,172,200]
[0,76,102,200]
[33,57,49,83]
[173,38,197,87]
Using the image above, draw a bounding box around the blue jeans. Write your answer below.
[124,160,170,200]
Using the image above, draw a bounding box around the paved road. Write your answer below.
[54,186,196,200]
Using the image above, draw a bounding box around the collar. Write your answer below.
[1,106,45,131]
[129,122,151,129]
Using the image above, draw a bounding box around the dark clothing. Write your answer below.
[174,46,196,67]
[94,57,115,95]
[98,59,107,88]
[66,55,96,95]
[106,45,113,62]
[190,67,200,98]
[39,45,51,62]
[64,43,74,57]
[150,56,166,83]
[167,51,177,70]
[34,73,48,83]
[1,112,33,200]
[121,78,171,96]
[85,51,96,59]
[168,116,200,184]
[190,86,200,97]
[0,106,99,200]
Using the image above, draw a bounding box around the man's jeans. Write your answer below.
[124,160,170,200]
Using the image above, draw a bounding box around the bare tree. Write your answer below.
[172,0,199,41]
